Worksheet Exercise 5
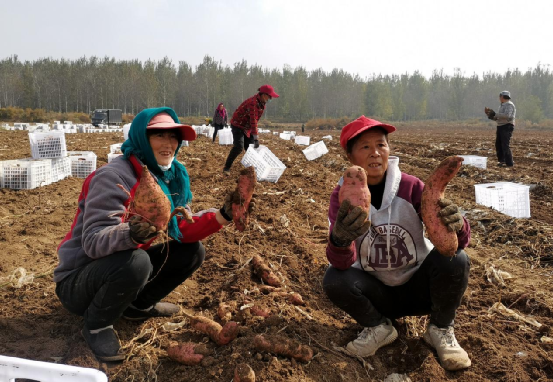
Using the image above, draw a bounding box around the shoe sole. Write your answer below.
[346,327,398,357]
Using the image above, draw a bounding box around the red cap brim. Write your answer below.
[147,122,197,141]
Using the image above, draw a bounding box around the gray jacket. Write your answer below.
[497,100,516,126]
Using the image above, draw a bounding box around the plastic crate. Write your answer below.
[110,143,123,154]
[294,136,310,146]
[241,145,286,183]
[50,157,72,182]
[474,182,530,218]
[123,123,131,140]
[0,159,52,189]
[279,133,292,140]
[0,354,107,382]
[29,131,67,159]
[68,151,97,178]
[459,155,487,169]
[107,153,124,163]
[218,128,233,145]
[303,141,329,161]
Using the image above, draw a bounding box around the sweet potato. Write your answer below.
[167,341,209,366]
[232,167,257,231]
[253,334,313,363]
[421,156,464,257]
[339,165,371,216]
[234,363,255,382]
[250,305,271,318]
[252,255,281,287]
[189,315,239,345]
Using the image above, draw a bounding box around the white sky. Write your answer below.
[1,0,552,79]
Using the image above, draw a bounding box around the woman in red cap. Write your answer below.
[54,107,252,362]
[222,84,279,175]
[323,116,472,371]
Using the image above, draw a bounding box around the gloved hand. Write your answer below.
[220,192,257,222]
[129,215,158,244]
[331,200,371,247]
[254,139,260,149]
[485,107,496,120]
[438,199,464,232]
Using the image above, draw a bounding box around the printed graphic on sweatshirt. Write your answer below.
[360,223,417,271]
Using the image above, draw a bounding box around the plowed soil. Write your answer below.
[1,126,552,382]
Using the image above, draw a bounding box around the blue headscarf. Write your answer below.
[121,107,192,241]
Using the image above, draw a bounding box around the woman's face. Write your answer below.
[346,129,390,185]
[219,104,224,110]
[148,130,179,166]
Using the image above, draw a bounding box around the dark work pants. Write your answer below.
[495,124,514,166]
[323,248,470,328]
[56,241,205,330]
[212,123,224,142]
[223,125,254,171]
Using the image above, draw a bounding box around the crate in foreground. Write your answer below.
[459,155,487,169]
[67,151,97,178]
[29,131,67,159]
[241,145,286,183]
[0,159,52,189]
[474,182,530,218]
[303,141,328,161]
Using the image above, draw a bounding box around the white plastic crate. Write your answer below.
[29,131,67,159]
[241,145,286,183]
[474,182,530,218]
[294,136,310,146]
[0,355,107,382]
[181,140,189,147]
[50,157,72,182]
[123,123,131,140]
[110,143,123,154]
[218,128,233,145]
[459,155,487,169]
[279,133,292,140]
[68,151,97,178]
[303,140,329,161]
[322,135,333,140]
[0,159,52,189]
[108,152,124,163]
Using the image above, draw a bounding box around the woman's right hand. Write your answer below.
[129,215,158,244]
[331,200,371,247]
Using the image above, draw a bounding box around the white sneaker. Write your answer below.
[423,324,471,371]
[346,318,398,357]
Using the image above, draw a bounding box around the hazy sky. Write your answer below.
[2,0,552,78]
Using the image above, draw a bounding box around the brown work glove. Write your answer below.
[331,200,371,247]
[220,192,257,222]
[485,107,496,120]
[438,199,464,232]
[129,215,158,244]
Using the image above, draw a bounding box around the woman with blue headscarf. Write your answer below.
[54,107,242,362]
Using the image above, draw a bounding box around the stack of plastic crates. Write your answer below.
[474,182,530,218]
[0,159,52,189]
[68,151,98,178]
[241,145,286,183]
[29,131,67,159]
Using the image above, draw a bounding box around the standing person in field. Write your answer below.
[212,103,228,143]
[54,107,253,362]
[485,90,516,167]
[222,84,279,175]
[323,116,472,371]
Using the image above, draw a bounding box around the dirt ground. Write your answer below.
[0,125,552,382]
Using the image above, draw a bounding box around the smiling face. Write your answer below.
[346,129,390,185]
[148,129,179,166]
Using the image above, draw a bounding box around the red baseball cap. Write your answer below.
[147,112,197,141]
[258,84,279,98]
[340,115,396,150]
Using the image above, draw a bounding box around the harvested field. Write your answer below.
[0,126,552,381]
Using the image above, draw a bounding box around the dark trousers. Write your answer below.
[212,123,224,142]
[55,241,205,330]
[495,124,514,166]
[223,125,254,170]
[323,248,470,328]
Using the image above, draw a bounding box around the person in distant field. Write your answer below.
[222,84,279,175]
[212,103,228,143]
[54,107,254,362]
[485,91,516,168]
[302,123,305,133]
[323,116,472,371]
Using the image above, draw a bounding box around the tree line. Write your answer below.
[1,55,551,123]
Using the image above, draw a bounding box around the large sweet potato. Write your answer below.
[339,165,371,216]
[421,156,463,257]
[167,342,209,366]
[252,255,281,287]
[232,167,257,231]
[253,334,313,363]
[189,315,239,346]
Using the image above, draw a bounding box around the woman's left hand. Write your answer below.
[437,199,464,232]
